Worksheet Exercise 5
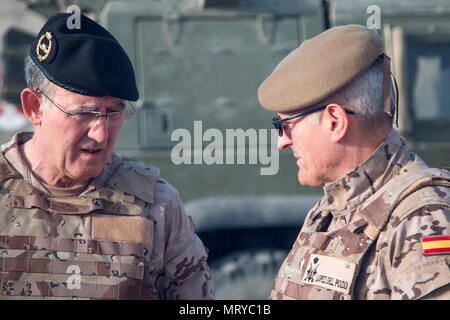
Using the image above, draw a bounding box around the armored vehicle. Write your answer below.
[3,0,449,299]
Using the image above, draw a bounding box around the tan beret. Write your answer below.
[258,25,384,112]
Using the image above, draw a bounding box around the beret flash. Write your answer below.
[258,25,384,113]
[30,13,139,101]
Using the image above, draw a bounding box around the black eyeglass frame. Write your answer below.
[272,104,356,136]
[36,88,135,122]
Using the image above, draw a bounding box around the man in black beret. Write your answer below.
[0,13,214,300]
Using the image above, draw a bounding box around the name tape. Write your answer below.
[301,254,356,295]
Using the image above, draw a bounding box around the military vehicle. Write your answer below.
[2,0,449,299]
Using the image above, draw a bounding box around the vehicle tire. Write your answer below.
[210,249,287,300]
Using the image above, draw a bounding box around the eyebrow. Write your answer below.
[73,102,126,113]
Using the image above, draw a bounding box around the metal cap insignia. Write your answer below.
[36,32,52,61]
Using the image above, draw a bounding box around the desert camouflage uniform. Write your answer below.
[270,128,449,300]
[0,132,214,299]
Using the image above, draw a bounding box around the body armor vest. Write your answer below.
[0,152,160,299]
[271,165,450,300]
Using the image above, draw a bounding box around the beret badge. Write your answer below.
[36,32,53,62]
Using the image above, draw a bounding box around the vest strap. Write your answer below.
[357,168,450,232]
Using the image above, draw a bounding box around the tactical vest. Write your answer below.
[271,164,450,300]
[0,152,160,299]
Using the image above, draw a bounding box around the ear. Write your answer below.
[21,88,43,125]
[322,104,350,143]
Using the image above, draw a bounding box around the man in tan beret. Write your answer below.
[258,25,449,300]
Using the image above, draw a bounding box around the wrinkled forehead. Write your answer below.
[48,83,125,108]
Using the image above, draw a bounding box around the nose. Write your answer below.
[277,131,292,150]
[87,117,109,144]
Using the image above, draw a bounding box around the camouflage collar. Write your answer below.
[1,132,38,185]
[322,129,411,216]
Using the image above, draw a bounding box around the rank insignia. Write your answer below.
[422,236,450,255]
[36,32,53,61]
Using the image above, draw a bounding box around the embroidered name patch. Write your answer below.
[301,254,356,294]
[422,236,450,255]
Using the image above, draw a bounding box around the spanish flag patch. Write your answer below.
[422,236,450,255]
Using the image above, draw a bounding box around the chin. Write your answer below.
[298,173,321,188]
[297,174,309,187]
[74,165,103,182]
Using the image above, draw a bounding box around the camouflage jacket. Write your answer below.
[271,129,449,300]
[0,132,214,299]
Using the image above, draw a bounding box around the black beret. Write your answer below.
[30,13,139,101]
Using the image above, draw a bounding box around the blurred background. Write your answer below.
[0,0,449,299]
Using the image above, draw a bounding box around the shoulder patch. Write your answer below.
[422,236,450,255]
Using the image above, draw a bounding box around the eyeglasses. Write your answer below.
[272,105,356,137]
[36,88,135,128]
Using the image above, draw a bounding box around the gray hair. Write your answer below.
[24,54,53,109]
[24,54,52,94]
[309,58,395,129]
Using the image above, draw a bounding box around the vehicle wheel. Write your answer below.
[210,249,287,300]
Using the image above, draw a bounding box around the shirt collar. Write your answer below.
[321,128,411,215]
